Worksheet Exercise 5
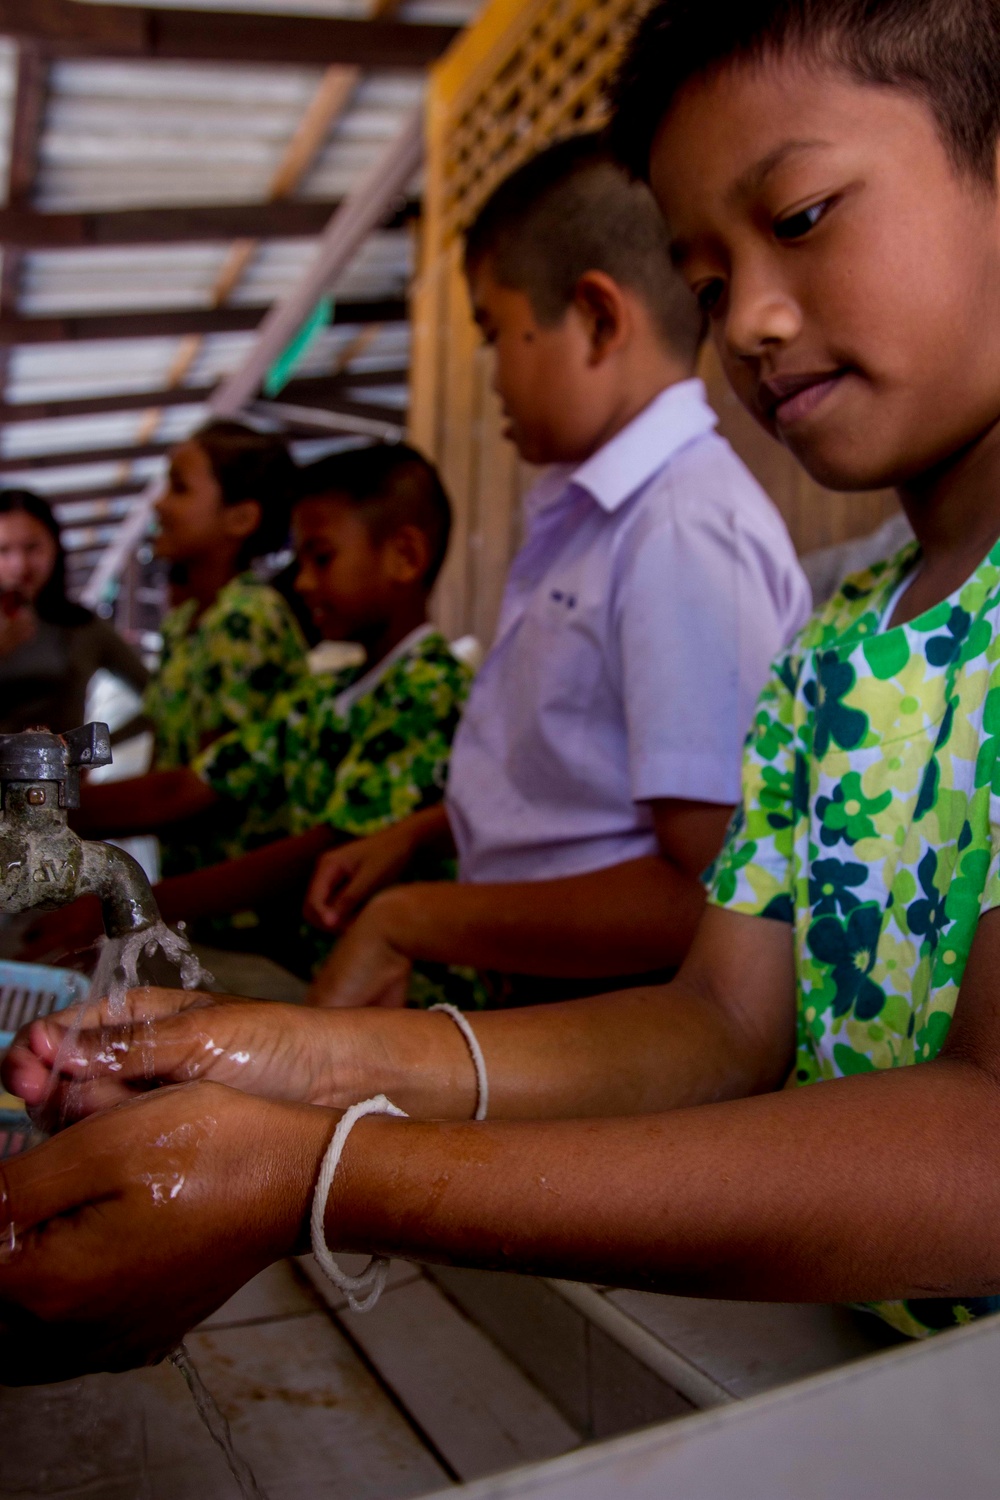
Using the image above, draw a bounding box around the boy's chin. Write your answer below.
[778,430,903,495]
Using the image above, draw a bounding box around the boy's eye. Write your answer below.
[773,200,829,242]
[694,280,725,315]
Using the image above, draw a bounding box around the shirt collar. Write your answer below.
[532,379,717,520]
[332,622,437,719]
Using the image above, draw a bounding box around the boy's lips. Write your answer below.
[760,369,847,428]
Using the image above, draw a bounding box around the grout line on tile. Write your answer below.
[422,1268,592,1433]
[201,1308,320,1334]
[288,1258,463,1485]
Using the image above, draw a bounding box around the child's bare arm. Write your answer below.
[304,805,456,932]
[154,825,339,925]
[75,768,218,837]
[327,908,1000,1301]
[8,906,796,1124]
[308,798,731,1007]
[5,910,1000,1377]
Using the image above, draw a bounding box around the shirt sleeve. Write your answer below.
[704,654,803,922]
[321,652,470,839]
[616,504,802,806]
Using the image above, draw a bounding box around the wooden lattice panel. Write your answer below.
[440,0,637,241]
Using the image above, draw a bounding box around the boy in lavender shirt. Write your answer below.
[304,134,810,1006]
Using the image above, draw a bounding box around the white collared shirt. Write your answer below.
[445,379,812,884]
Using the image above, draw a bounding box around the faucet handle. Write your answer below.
[64,722,112,771]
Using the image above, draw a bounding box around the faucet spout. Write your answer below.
[79,840,161,940]
[0,723,161,941]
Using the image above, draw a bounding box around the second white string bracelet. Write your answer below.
[310,1093,408,1313]
[430,1002,489,1121]
[311,1010,488,1314]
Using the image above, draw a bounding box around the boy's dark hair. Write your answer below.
[609,0,1000,187]
[463,132,704,360]
[0,488,91,626]
[191,420,296,565]
[294,443,453,590]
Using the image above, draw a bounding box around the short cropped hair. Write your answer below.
[191,420,296,564]
[294,443,453,590]
[609,0,1000,188]
[463,133,704,361]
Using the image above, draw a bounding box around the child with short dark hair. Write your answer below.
[303,133,809,1008]
[12,0,1000,1372]
[35,444,469,969]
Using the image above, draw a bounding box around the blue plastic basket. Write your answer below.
[0,960,89,1158]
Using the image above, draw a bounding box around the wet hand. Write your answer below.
[307,897,413,1009]
[2,988,362,1125]
[0,1082,335,1381]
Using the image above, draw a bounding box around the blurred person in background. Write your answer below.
[133,420,309,884]
[0,488,147,736]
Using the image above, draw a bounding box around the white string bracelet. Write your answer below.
[310,1094,408,1314]
[429,1003,489,1121]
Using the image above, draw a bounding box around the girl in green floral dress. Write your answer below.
[114,422,308,876]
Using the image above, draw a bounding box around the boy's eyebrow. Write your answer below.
[731,138,830,201]
[669,138,830,265]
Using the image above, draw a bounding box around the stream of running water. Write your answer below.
[171,1345,272,1500]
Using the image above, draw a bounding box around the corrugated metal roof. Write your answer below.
[0,3,474,593]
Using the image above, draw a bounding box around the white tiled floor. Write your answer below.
[0,1260,583,1499]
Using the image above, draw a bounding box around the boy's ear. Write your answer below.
[386,523,432,587]
[222,499,263,545]
[571,270,631,365]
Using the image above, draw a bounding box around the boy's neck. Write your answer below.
[571,355,694,466]
[349,600,429,672]
[901,413,1000,556]
[888,413,1000,625]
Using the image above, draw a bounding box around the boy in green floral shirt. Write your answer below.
[51,444,469,973]
[15,0,1000,1375]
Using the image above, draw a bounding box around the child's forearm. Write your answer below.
[154,825,340,924]
[404,803,457,862]
[371,854,707,976]
[332,1055,1000,1303]
[75,769,218,837]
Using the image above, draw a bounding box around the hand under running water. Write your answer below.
[0,1082,335,1382]
[2,990,361,1125]
[2,986,480,1126]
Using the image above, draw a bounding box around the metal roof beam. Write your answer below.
[0,298,407,346]
[0,441,169,474]
[18,480,148,506]
[0,2,458,68]
[211,107,422,415]
[0,200,417,249]
[0,369,405,422]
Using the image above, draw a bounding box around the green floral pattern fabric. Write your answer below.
[707,537,1000,1338]
[195,630,472,979]
[145,573,307,773]
[143,573,308,881]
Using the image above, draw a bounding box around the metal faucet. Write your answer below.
[0,723,160,939]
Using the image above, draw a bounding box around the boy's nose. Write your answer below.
[723,278,802,361]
